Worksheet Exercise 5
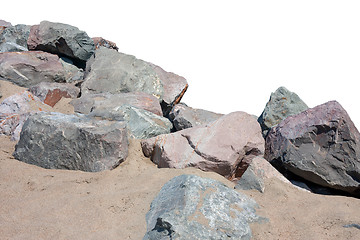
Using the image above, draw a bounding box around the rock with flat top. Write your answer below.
[0,24,30,52]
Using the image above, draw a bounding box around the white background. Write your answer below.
[2,0,360,128]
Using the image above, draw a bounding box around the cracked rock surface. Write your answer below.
[141,111,264,180]
[265,100,360,196]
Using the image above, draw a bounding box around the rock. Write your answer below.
[265,100,360,196]
[144,174,264,240]
[168,103,223,131]
[0,20,12,33]
[258,86,308,137]
[81,47,188,115]
[0,51,75,87]
[13,112,128,172]
[71,92,163,116]
[141,111,264,180]
[0,24,30,52]
[59,57,84,83]
[235,160,266,193]
[27,21,95,66]
[28,82,80,107]
[92,37,118,51]
[0,91,52,141]
[88,104,172,139]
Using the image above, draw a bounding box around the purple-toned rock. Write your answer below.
[169,103,223,131]
[92,37,118,51]
[28,82,80,107]
[27,21,95,66]
[265,100,360,196]
[0,51,70,87]
[13,112,128,172]
[141,111,264,180]
[0,91,52,141]
[71,92,162,116]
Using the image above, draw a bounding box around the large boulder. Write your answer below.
[168,103,223,131]
[258,86,308,137]
[0,91,52,141]
[141,111,264,180]
[0,51,81,87]
[88,104,172,139]
[265,100,360,196]
[0,24,30,52]
[81,47,188,114]
[28,82,80,107]
[27,21,95,66]
[71,92,163,116]
[144,174,264,240]
[13,112,128,172]
[0,20,12,33]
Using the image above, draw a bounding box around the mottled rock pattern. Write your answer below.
[0,91,52,141]
[0,24,30,52]
[27,21,95,64]
[141,111,264,180]
[29,82,80,107]
[265,100,360,196]
[71,92,162,116]
[0,20,12,33]
[88,104,172,139]
[144,175,264,240]
[92,37,118,51]
[258,86,308,136]
[13,112,128,172]
[59,57,84,83]
[169,103,223,131]
[0,51,70,87]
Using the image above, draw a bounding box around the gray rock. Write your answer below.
[144,174,265,240]
[141,111,264,180]
[71,92,163,116]
[235,162,265,193]
[258,86,308,137]
[0,24,30,52]
[27,21,95,65]
[59,57,84,83]
[28,82,80,107]
[13,112,128,172]
[265,100,360,196]
[88,104,172,139]
[0,20,12,34]
[169,103,223,131]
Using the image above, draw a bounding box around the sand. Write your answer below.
[1,81,360,239]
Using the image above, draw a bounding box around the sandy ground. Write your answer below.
[1,80,360,239]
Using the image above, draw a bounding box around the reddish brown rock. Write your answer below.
[141,111,264,180]
[92,37,118,51]
[28,82,80,107]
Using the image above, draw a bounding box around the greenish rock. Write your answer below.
[0,24,30,52]
[258,86,308,137]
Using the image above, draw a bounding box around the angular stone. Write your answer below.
[28,82,80,107]
[92,37,118,51]
[27,21,95,65]
[141,111,264,180]
[71,92,162,116]
[88,104,172,139]
[258,86,308,136]
[168,103,223,131]
[235,161,265,193]
[0,20,12,33]
[0,24,30,52]
[0,51,71,87]
[265,100,360,196]
[144,174,264,240]
[59,57,84,83]
[13,112,128,172]
[0,91,52,141]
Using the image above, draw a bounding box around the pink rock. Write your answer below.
[141,111,264,180]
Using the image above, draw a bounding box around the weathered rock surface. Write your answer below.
[0,20,12,33]
[88,104,172,139]
[81,47,188,114]
[28,82,80,107]
[59,57,84,83]
[92,37,118,51]
[265,100,360,196]
[0,24,30,52]
[258,86,308,136]
[144,174,264,240]
[71,92,163,116]
[0,51,75,87]
[0,91,52,141]
[168,103,223,131]
[13,112,128,172]
[27,21,95,65]
[141,111,264,180]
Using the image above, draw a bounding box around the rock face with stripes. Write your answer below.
[141,111,264,180]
